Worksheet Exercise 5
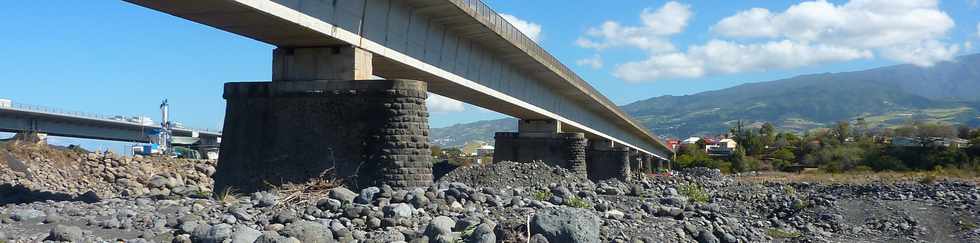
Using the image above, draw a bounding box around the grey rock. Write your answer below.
[46,225,84,242]
[425,216,456,239]
[173,234,193,243]
[531,207,600,243]
[464,223,496,243]
[43,213,65,224]
[231,224,262,243]
[530,234,550,243]
[355,187,381,204]
[255,231,302,243]
[253,191,279,207]
[384,203,414,218]
[604,210,625,220]
[103,217,122,229]
[194,223,234,243]
[179,220,200,234]
[696,230,719,243]
[281,221,334,243]
[317,198,343,212]
[149,175,169,188]
[410,191,430,209]
[10,209,44,221]
[230,206,254,221]
[329,187,358,204]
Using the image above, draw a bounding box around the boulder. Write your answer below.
[383,203,414,218]
[355,187,381,204]
[329,187,358,204]
[46,225,84,242]
[531,208,600,243]
[281,221,334,243]
[231,224,262,243]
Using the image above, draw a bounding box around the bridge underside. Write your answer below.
[124,0,674,191]
[124,0,671,159]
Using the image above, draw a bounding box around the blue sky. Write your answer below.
[2,1,979,150]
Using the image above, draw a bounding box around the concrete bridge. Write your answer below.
[124,0,673,191]
[0,102,221,156]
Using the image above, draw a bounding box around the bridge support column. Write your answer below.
[629,149,643,177]
[586,139,630,181]
[640,154,653,174]
[492,119,587,176]
[215,79,432,193]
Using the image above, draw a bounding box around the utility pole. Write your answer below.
[160,99,172,155]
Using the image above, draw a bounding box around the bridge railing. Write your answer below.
[2,101,221,134]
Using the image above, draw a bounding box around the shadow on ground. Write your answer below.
[0,184,99,205]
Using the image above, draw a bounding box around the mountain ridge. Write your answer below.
[432,53,980,145]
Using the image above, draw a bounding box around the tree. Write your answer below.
[430,145,443,157]
[730,147,748,172]
[804,146,865,173]
[957,125,972,139]
[760,123,777,149]
[854,117,869,139]
[832,121,850,144]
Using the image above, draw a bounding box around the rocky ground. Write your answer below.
[1,142,979,243]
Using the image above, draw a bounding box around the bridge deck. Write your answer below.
[124,0,671,159]
[0,104,220,143]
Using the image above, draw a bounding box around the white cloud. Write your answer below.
[427,93,465,113]
[576,54,603,69]
[576,1,691,53]
[712,0,957,66]
[615,40,872,81]
[500,14,542,42]
[591,0,961,82]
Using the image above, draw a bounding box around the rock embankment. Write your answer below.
[1,143,215,201]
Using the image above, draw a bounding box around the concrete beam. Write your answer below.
[273,46,373,82]
[517,119,561,138]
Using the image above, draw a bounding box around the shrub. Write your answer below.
[678,184,709,203]
[215,186,240,205]
[782,185,797,196]
[533,190,553,201]
[565,196,591,209]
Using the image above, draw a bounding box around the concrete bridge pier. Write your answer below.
[493,119,588,177]
[586,139,630,181]
[214,46,432,193]
[640,154,653,174]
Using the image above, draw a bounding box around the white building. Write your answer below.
[476,144,495,157]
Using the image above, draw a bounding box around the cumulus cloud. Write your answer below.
[615,40,872,81]
[500,14,542,42]
[576,54,604,69]
[576,1,691,53]
[585,0,961,82]
[427,93,465,113]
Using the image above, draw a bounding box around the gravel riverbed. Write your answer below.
[2,144,979,243]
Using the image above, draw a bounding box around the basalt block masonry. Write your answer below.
[216,80,432,192]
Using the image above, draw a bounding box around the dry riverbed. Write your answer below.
[1,142,979,242]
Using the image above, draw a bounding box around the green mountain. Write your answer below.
[624,53,980,137]
[431,53,980,143]
[430,118,516,147]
